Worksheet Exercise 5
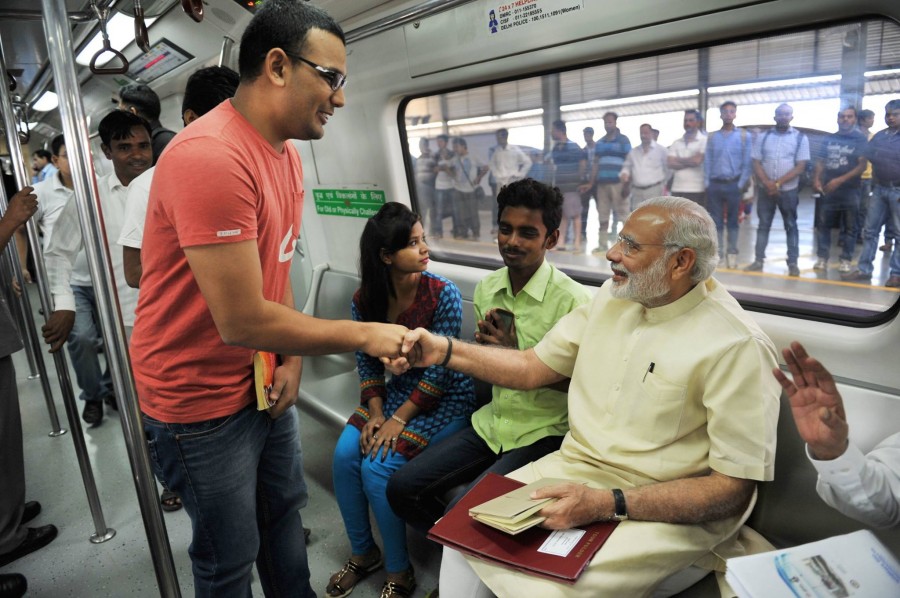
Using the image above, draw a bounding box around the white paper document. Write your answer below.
[726,530,900,598]
[538,529,585,557]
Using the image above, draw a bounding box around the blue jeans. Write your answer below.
[144,405,313,598]
[707,180,743,256]
[857,180,872,240]
[386,425,564,534]
[857,184,900,277]
[754,187,800,264]
[332,419,467,573]
[67,285,112,403]
[816,186,860,261]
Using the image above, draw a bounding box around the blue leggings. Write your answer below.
[332,419,467,573]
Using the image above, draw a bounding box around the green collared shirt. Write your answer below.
[471,260,592,453]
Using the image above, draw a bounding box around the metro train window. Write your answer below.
[400,18,900,322]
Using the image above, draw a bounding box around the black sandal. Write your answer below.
[160,490,182,512]
[326,548,383,598]
[379,567,416,598]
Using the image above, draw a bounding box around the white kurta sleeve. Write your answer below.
[811,432,900,528]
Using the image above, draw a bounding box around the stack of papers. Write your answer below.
[726,529,900,597]
[468,478,574,534]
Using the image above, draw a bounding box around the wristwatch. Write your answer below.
[611,488,629,521]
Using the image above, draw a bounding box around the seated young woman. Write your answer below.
[327,202,476,598]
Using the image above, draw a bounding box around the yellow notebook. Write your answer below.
[253,351,277,410]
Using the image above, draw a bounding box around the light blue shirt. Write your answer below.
[752,127,810,191]
[704,128,752,190]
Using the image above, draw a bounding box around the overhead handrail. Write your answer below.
[181,0,203,23]
[133,0,150,53]
[89,0,129,75]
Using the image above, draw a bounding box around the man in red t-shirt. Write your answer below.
[130,3,407,596]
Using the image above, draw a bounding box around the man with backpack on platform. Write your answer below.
[745,103,810,277]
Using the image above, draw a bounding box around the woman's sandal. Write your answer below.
[379,567,416,598]
[160,489,182,512]
[326,548,384,598]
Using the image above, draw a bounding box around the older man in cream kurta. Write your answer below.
[397,196,780,597]
[465,276,778,596]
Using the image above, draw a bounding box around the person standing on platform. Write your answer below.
[620,123,668,210]
[704,101,752,269]
[745,103,809,277]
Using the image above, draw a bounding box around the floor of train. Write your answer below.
[2,348,441,597]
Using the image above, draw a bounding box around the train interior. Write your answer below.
[2,0,900,596]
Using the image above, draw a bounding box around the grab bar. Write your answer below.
[89,1,128,75]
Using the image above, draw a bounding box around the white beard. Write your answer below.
[609,255,672,307]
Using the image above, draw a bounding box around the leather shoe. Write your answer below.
[0,573,27,598]
[21,501,40,525]
[82,401,103,425]
[104,395,118,412]
[744,260,764,272]
[842,270,872,282]
[0,525,58,568]
[885,275,900,288]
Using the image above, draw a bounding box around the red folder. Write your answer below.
[427,473,618,584]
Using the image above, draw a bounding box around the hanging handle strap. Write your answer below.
[89,1,129,74]
[7,70,16,92]
[133,0,151,53]
[18,123,30,145]
[181,0,204,23]
[14,105,30,144]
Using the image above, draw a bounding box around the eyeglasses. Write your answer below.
[282,51,347,92]
[614,234,682,257]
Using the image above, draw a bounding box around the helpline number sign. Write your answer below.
[487,0,584,34]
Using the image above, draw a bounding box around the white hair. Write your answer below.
[637,196,718,284]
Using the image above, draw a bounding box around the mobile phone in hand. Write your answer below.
[492,308,515,334]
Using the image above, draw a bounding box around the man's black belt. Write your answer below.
[711,176,740,183]
[875,179,900,188]
[632,180,665,190]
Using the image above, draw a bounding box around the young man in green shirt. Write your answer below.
[387,178,592,532]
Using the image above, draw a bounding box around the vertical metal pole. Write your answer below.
[0,37,116,542]
[541,73,561,154]
[40,1,181,594]
[1,247,40,378]
[0,166,65,436]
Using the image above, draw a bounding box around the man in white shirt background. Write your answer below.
[16,136,70,284]
[620,123,669,210]
[667,109,708,208]
[488,127,532,237]
[40,110,152,425]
